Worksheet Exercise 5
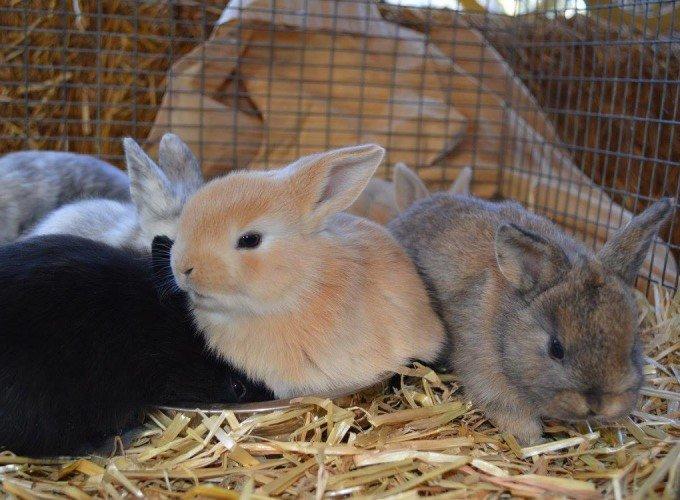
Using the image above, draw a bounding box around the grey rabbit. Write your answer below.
[26,134,204,251]
[0,151,130,244]
[388,193,674,444]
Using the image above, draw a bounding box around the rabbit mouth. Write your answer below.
[188,289,219,306]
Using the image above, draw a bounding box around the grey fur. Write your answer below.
[27,200,144,250]
[27,135,204,252]
[389,194,673,444]
[599,198,674,285]
[0,151,130,243]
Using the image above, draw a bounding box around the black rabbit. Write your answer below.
[0,234,272,457]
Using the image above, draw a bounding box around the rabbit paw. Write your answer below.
[490,410,544,446]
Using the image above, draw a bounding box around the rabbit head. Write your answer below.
[493,199,673,424]
[349,163,472,225]
[394,164,472,212]
[124,134,204,242]
[170,144,385,315]
[346,177,399,225]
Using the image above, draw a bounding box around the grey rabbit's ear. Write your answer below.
[449,166,472,196]
[393,162,429,211]
[124,137,181,239]
[157,133,204,193]
[495,223,570,295]
[599,198,674,285]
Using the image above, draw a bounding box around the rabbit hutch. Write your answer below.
[0,0,678,497]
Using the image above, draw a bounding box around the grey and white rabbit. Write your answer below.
[26,134,204,251]
[388,193,674,444]
[0,151,130,243]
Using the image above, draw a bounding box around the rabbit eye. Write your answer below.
[237,232,262,249]
[548,337,565,360]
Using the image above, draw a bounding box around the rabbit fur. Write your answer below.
[388,193,674,444]
[166,145,448,398]
[0,151,130,244]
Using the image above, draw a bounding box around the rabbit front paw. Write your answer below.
[489,408,544,446]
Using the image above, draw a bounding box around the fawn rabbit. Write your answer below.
[157,145,447,398]
[389,194,673,444]
[0,234,271,457]
[0,151,130,243]
[347,163,472,224]
[26,134,204,251]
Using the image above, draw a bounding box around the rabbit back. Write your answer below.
[0,151,130,243]
[24,199,146,250]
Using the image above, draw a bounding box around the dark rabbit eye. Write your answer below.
[237,232,262,249]
[549,337,565,360]
[231,379,247,401]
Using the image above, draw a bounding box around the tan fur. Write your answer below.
[345,178,398,225]
[347,164,472,225]
[172,146,446,398]
[389,195,673,444]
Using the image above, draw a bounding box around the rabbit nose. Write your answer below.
[584,391,603,414]
[183,267,194,276]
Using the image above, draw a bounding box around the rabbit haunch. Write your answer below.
[389,194,673,444]
[165,145,447,398]
[0,150,130,244]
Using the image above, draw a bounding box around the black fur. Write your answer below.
[0,235,272,457]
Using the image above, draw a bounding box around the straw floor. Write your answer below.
[0,286,678,498]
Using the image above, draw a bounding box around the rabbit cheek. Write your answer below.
[544,390,591,421]
[598,391,637,420]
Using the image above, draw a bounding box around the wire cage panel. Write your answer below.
[0,0,677,292]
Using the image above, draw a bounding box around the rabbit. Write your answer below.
[0,151,130,244]
[388,193,674,444]
[141,144,448,399]
[25,133,204,252]
[347,163,472,225]
[0,234,272,457]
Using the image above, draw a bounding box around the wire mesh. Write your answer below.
[0,0,677,291]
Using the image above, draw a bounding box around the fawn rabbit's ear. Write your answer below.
[393,162,429,211]
[449,166,472,196]
[495,223,570,295]
[289,144,385,225]
[158,133,204,194]
[124,137,181,237]
[599,198,673,285]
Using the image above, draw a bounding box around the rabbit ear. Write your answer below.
[449,166,472,196]
[495,223,570,295]
[393,162,429,211]
[288,144,385,225]
[599,198,673,285]
[124,137,182,238]
[157,133,204,193]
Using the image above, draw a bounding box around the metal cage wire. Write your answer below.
[0,0,677,292]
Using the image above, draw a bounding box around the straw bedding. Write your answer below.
[0,286,677,498]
